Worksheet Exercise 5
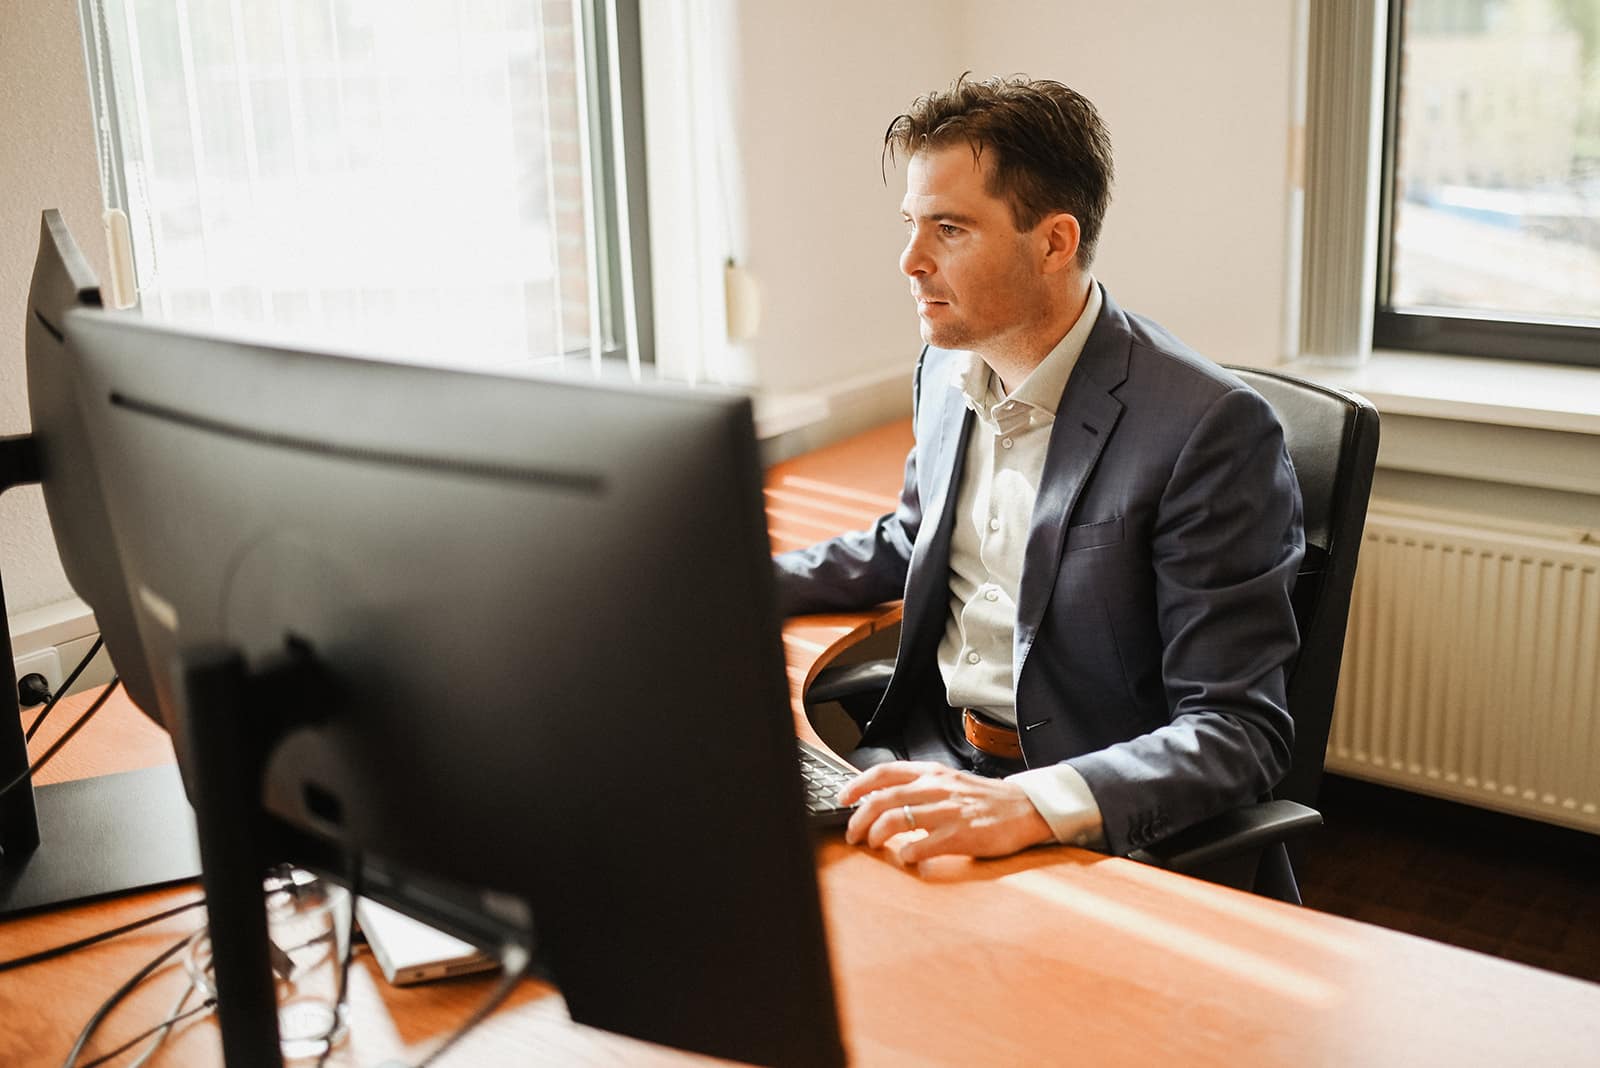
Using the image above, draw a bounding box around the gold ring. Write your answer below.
[902,804,917,831]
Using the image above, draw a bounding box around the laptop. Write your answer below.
[356,897,500,986]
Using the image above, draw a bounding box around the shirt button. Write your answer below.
[1001,438,1014,449]
[966,651,981,665]
[985,588,999,602]
[988,518,1000,531]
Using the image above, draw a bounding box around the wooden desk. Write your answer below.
[766,419,913,745]
[5,419,1600,1066]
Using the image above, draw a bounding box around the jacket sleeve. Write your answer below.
[1066,385,1304,856]
[771,351,930,618]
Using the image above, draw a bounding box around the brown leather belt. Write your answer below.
[961,708,1024,761]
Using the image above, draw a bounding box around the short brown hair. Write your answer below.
[885,74,1114,268]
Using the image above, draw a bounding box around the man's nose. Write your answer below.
[900,235,932,278]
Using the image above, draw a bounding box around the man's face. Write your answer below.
[899,145,1053,353]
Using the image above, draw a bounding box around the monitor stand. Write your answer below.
[0,766,201,917]
[0,433,201,920]
[176,643,340,1068]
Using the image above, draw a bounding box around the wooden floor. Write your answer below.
[1294,775,1600,984]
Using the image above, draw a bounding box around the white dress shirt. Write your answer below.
[935,282,1107,849]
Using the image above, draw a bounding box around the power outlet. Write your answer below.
[8,599,103,705]
[11,638,113,706]
[14,647,64,703]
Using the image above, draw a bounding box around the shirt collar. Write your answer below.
[1009,279,1102,418]
[950,278,1103,423]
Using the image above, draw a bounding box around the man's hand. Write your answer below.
[838,761,1054,863]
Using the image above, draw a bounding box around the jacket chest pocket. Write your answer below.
[1064,514,1124,552]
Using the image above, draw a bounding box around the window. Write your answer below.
[1375,0,1600,366]
[78,0,650,373]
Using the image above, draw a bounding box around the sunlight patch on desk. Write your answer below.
[1112,858,1363,960]
[764,503,887,532]
[342,963,407,1053]
[766,507,864,538]
[783,636,831,656]
[765,487,889,525]
[768,532,817,553]
[775,475,900,511]
[1002,870,1343,1008]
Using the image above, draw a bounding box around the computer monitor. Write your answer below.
[57,294,845,1064]
[0,211,199,918]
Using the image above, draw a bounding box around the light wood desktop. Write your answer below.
[4,419,1599,1066]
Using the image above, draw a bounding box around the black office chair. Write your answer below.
[805,366,1380,898]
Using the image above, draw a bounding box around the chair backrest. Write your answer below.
[1228,367,1380,808]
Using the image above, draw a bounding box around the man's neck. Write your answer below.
[980,274,1093,395]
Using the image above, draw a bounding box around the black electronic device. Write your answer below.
[0,211,200,919]
[798,738,858,828]
[54,267,844,1066]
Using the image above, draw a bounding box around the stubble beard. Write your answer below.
[918,312,975,351]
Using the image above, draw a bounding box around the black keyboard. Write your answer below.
[798,739,857,828]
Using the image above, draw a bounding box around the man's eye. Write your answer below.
[939,224,961,237]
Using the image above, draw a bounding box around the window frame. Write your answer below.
[1371,0,1600,369]
[583,0,655,367]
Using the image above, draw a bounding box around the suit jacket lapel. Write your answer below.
[868,361,972,740]
[1015,289,1131,664]
[903,373,972,646]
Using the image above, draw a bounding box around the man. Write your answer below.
[774,76,1304,883]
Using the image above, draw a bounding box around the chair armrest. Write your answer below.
[805,659,895,705]
[1127,799,1323,873]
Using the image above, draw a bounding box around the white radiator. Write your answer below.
[1327,503,1600,834]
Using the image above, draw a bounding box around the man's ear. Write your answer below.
[1039,212,1081,274]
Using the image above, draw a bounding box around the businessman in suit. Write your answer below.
[775,76,1304,879]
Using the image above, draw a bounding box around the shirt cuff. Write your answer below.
[1007,764,1106,850]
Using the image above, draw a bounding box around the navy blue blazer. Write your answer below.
[774,286,1305,856]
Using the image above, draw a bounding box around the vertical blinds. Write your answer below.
[79,0,631,375]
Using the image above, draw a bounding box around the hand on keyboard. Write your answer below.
[838,761,1053,861]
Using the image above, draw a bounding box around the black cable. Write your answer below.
[121,971,200,1068]
[76,987,215,1068]
[23,636,106,742]
[0,676,122,803]
[412,940,532,1068]
[61,930,195,1068]
[0,897,206,973]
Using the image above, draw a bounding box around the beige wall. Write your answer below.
[0,1,108,616]
[738,0,1303,399]
[731,1,962,396]
[956,0,1301,371]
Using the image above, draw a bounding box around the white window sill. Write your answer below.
[754,354,1600,446]
[1287,351,1600,437]
[750,365,914,443]
[8,597,96,656]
